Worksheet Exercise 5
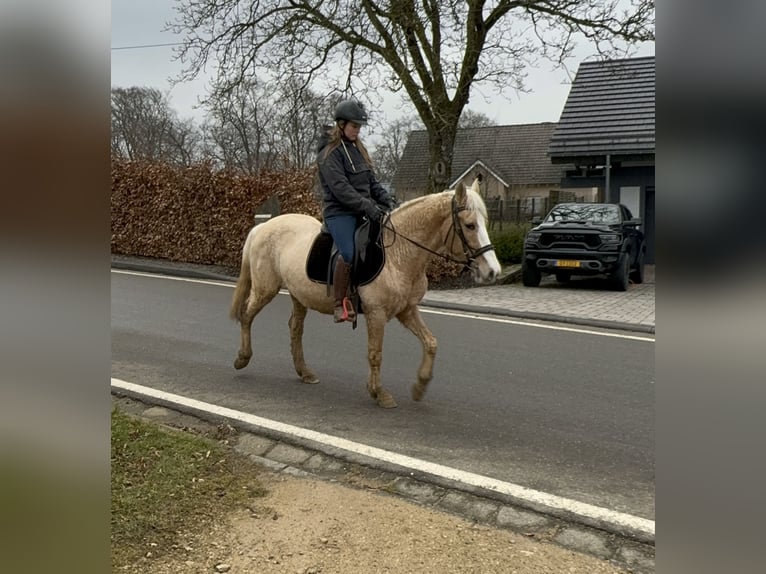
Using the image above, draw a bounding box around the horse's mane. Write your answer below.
[394,188,488,220]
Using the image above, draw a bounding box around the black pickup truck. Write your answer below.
[521,203,646,291]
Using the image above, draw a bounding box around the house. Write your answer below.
[548,56,655,263]
[392,123,592,218]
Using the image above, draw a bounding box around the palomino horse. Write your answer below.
[229,179,502,408]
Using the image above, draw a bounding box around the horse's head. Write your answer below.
[448,179,502,284]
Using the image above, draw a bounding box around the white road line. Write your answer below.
[419,308,654,341]
[111,269,654,341]
[112,269,234,287]
[111,377,654,540]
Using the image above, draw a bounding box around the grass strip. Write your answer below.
[111,408,266,569]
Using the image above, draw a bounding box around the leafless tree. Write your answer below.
[274,83,332,169]
[200,79,277,174]
[201,78,329,172]
[165,118,204,166]
[169,0,653,191]
[458,109,497,129]
[371,115,424,184]
[111,86,200,165]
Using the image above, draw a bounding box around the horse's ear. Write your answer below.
[471,178,481,194]
[454,181,466,203]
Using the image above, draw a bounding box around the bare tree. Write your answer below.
[111,86,200,165]
[202,77,332,171]
[165,118,204,166]
[458,109,497,129]
[170,0,654,191]
[201,79,278,174]
[111,87,171,161]
[271,82,332,169]
[371,115,424,183]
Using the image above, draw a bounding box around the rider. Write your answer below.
[316,99,396,323]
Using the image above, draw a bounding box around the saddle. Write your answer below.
[305,218,386,326]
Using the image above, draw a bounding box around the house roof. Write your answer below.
[548,56,655,162]
[393,122,565,194]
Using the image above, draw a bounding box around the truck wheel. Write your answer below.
[611,255,629,291]
[522,260,541,287]
[629,251,645,284]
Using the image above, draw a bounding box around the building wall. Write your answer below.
[454,166,506,199]
[560,163,655,264]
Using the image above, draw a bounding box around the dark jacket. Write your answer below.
[317,132,395,219]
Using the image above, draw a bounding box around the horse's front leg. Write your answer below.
[365,310,397,408]
[396,304,437,401]
[288,296,319,384]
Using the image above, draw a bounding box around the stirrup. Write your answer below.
[333,298,356,323]
[342,297,356,321]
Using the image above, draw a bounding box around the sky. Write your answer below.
[111,0,655,140]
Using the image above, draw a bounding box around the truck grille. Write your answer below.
[540,232,601,249]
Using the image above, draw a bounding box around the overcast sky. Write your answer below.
[111,0,655,138]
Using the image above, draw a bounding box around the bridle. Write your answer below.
[381,197,495,269]
[447,196,496,264]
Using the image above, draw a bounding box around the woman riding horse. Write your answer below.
[230,178,501,408]
[316,99,396,323]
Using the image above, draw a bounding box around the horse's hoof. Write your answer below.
[234,356,250,370]
[376,391,398,409]
[411,383,427,401]
[300,373,320,384]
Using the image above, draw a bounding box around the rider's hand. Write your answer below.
[363,200,384,221]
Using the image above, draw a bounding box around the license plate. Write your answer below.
[555,260,581,268]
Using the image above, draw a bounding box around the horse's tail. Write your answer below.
[229,230,254,323]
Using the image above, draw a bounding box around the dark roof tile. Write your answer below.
[393,122,565,194]
[549,56,655,160]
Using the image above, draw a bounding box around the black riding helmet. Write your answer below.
[334,99,368,125]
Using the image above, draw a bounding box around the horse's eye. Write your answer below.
[465,223,476,231]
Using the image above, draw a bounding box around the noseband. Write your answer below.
[448,197,496,266]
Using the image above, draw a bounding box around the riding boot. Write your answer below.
[332,258,356,323]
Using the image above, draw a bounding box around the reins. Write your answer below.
[380,197,495,269]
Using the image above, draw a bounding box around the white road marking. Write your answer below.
[112,269,234,288]
[111,269,654,341]
[419,308,655,342]
[112,377,654,540]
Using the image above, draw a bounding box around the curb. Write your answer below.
[111,258,653,333]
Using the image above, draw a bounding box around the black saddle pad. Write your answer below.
[306,219,385,286]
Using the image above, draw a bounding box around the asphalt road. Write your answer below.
[111,269,654,520]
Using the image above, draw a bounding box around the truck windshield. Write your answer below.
[545,204,620,225]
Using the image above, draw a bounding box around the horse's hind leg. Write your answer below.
[288,296,320,384]
[234,281,279,370]
[396,305,437,401]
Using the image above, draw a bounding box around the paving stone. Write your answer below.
[554,527,612,559]
[142,406,171,418]
[617,544,655,572]
[437,492,498,523]
[496,505,550,530]
[303,453,349,474]
[267,443,313,466]
[390,477,444,505]
[234,433,274,457]
[247,455,287,472]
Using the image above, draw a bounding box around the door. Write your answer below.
[644,186,655,264]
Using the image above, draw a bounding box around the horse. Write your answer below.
[229,178,502,408]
